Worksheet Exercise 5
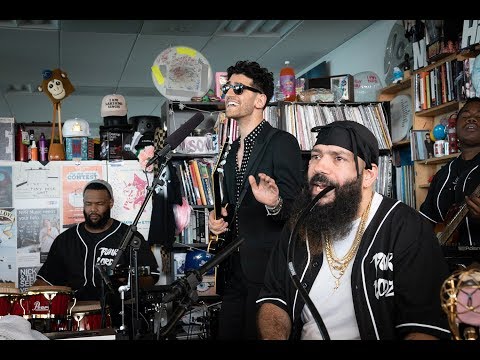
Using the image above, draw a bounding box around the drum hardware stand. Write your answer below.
[117,284,130,339]
[157,237,245,340]
[110,151,172,340]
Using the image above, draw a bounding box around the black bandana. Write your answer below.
[311,120,379,176]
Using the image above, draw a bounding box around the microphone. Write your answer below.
[162,237,245,303]
[95,264,115,294]
[145,112,205,168]
[287,185,335,340]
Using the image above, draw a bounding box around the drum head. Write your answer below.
[70,301,103,313]
[0,287,20,294]
[27,285,72,294]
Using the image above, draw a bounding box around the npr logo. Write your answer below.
[462,20,480,49]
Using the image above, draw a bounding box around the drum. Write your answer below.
[70,301,111,331]
[21,285,75,319]
[0,286,21,316]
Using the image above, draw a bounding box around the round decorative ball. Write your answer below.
[433,124,446,140]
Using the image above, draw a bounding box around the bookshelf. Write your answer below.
[274,100,393,197]
[379,46,480,209]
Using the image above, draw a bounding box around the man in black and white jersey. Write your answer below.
[34,179,159,329]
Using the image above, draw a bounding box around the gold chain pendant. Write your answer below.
[324,194,373,290]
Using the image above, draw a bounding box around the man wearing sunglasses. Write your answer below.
[208,60,303,339]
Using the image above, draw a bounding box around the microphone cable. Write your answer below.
[287,185,334,340]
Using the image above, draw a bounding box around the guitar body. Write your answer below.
[435,190,478,245]
[435,222,460,245]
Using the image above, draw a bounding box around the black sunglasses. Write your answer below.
[221,83,263,95]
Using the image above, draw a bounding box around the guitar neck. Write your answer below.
[212,172,222,220]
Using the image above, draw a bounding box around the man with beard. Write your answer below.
[33,179,159,332]
[256,121,451,340]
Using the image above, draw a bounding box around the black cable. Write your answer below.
[287,185,334,340]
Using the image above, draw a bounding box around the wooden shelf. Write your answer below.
[173,242,208,249]
[415,101,459,117]
[417,153,459,165]
[379,78,412,95]
[457,44,480,61]
[392,140,411,148]
[413,53,458,75]
[171,152,217,158]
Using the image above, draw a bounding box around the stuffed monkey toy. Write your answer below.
[38,69,75,103]
[37,69,75,160]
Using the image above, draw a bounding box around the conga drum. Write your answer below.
[69,301,111,331]
[21,285,75,333]
[0,286,21,317]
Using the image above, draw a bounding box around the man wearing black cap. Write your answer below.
[256,121,451,340]
[33,179,159,333]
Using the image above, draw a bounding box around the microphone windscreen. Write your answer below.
[166,112,205,149]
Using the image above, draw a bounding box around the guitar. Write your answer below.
[436,183,480,246]
[207,137,231,254]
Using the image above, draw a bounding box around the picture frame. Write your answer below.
[329,74,354,102]
[215,71,228,100]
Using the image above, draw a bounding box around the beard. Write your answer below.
[84,208,111,230]
[289,172,363,255]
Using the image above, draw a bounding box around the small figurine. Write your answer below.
[392,67,403,84]
[425,132,434,158]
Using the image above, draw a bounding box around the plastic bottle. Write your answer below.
[28,129,35,160]
[280,60,296,102]
[30,140,38,161]
[15,124,28,162]
[447,115,458,154]
[39,132,47,162]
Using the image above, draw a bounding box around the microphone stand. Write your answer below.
[157,237,245,340]
[110,150,173,340]
[287,185,334,341]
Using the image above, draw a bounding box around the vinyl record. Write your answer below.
[384,22,412,85]
[390,94,413,143]
[151,46,213,101]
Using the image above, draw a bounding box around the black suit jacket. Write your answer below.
[222,122,303,283]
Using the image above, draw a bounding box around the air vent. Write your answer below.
[217,20,301,37]
[6,84,34,93]
[0,20,59,30]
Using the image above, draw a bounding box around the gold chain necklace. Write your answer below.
[324,194,373,290]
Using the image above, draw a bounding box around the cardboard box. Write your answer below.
[0,117,15,161]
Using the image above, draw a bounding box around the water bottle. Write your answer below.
[280,61,296,102]
[39,132,47,161]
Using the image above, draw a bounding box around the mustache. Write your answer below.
[309,173,339,189]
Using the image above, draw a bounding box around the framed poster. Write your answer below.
[330,74,354,102]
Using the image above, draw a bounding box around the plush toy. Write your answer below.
[38,69,75,104]
[37,69,75,161]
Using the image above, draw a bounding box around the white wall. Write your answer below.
[298,20,399,89]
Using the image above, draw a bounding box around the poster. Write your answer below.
[62,163,103,228]
[17,265,41,292]
[0,165,13,208]
[108,162,153,239]
[13,162,61,199]
[0,208,17,284]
